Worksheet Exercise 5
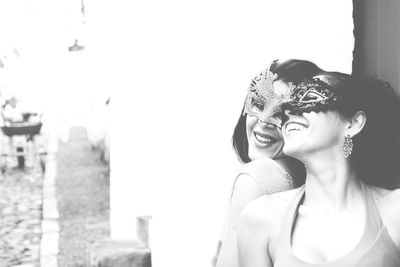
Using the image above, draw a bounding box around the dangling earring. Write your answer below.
[343,134,353,158]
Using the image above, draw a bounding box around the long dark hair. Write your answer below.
[232,59,323,163]
[318,72,400,189]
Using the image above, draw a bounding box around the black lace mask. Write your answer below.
[283,78,342,114]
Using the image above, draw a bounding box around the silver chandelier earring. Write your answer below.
[343,134,353,158]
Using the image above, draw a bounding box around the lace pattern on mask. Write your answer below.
[283,78,342,114]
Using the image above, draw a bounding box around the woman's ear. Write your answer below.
[347,111,367,137]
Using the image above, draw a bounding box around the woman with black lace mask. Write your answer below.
[237,72,400,267]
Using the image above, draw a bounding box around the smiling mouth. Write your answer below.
[254,132,277,145]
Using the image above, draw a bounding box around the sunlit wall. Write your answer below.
[110,0,354,266]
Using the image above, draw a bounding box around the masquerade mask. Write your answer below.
[283,78,342,114]
[243,64,294,128]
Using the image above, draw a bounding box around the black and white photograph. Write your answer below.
[1,0,399,266]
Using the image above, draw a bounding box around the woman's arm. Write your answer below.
[237,196,273,267]
[215,173,264,267]
[215,158,295,267]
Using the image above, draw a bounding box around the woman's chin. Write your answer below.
[282,145,297,158]
[282,145,305,160]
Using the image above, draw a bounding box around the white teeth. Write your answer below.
[255,133,272,144]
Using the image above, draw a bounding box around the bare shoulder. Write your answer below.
[239,187,300,229]
[369,185,400,248]
[232,159,283,200]
[269,186,301,202]
[244,187,300,212]
[228,173,266,219]
[238,158,296,195]
[384,187,400,200]
[238,158,287,177]
[368,185,400,215]
[237,187,301,266]
[369,185,400,204]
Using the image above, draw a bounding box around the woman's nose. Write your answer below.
[258,119,275,128]
[257,116,280,129]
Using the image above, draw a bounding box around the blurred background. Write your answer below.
[0,0,109,145]
[0,0,110,266]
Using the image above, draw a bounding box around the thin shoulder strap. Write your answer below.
[361,183,383,229]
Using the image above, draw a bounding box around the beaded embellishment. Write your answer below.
[244,63,295,127]
[343,134,353,158]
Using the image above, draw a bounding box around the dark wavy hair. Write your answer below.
[232,59,323,163]
[316,72,400,189]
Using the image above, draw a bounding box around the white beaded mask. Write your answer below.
[244,64,294,128]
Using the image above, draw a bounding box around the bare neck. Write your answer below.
[301,153,363,212]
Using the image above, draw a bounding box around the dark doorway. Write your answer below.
[353,0,400,94]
